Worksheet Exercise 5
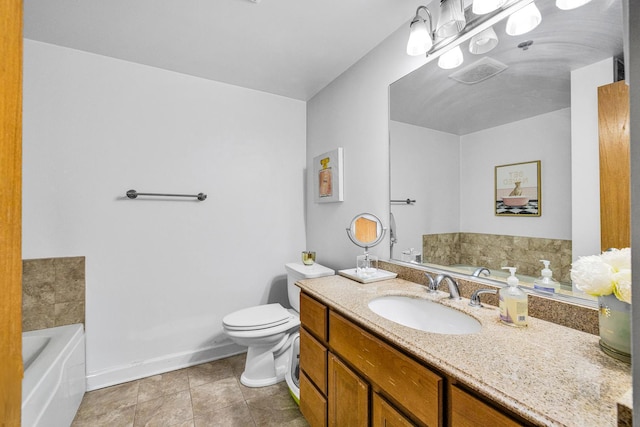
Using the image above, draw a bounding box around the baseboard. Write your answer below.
[85,341,246,391]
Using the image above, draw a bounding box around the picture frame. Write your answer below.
[313,147,344,203]
[495,160,541,216]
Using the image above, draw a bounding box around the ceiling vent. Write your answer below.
[449,57,508,85]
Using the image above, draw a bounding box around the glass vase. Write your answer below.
[598,294,631,363]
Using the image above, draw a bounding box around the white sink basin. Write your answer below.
[368,295,481,335]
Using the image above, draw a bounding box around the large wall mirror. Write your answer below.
[389,0,625,306]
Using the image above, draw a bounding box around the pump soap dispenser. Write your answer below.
[499,267,528,327]
[533,260,559,294]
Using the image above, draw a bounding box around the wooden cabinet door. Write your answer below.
[328,353,369,427]
[599,80,630,251]
[372,393,414,427]
[450,385,522,427]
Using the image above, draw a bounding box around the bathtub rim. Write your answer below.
[22,323,85,408]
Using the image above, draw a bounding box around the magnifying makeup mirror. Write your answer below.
[344,213,396,282]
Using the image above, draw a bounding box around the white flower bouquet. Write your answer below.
[570,248,631,303]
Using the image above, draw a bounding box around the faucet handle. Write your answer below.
[472,267,491,277]
[469,288,498,307]
[424,273,437,293]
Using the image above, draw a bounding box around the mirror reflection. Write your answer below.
[389,0,625,304]
[346,213,386,248]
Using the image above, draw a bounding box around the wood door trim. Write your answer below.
[0,0,24,424]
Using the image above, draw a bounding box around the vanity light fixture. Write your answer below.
[406,6,434,56]
[555,0,592,10]
[469,26,499,54]
[472,0,507,15]
[505,1,542,36]
[438,45,464,69]
[436,0,466,39]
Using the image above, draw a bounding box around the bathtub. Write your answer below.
[22,324,86,427]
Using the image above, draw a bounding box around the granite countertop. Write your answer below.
[297,275,632,427]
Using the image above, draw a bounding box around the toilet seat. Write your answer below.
[223,303,294,331]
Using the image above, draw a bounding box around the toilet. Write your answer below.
[222,262,334,401]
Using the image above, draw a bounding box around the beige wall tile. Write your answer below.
[23,256,86,331]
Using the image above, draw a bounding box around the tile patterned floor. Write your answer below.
[71,353,309,427]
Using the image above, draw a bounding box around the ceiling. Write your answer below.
[23,0,421,101]
[390,0,624,135]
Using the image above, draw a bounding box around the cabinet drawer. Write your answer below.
[372,393,414,427]
[301,292,328,342]
[450,385,522,427]
[300,327,328,395]
[300,371,327,427]
[329,310,442,427]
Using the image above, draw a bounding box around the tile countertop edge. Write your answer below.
[296,276,632,427]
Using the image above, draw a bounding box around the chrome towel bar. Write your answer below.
[391,198,416,205]
[126,189,207,201]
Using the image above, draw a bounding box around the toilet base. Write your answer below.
[239,333,293,388]
[240,371,284,388]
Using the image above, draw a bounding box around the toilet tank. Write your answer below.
[285,262,334,312]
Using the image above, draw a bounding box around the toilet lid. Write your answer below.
[223,303,293,331]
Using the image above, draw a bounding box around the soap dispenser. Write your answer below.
[533,260,559,294]
[499,267,528,327]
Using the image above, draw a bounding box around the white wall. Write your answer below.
[571,58,614,259]
[390,109,572,253]
[389,120,460,255]
[460,109,572,239]
[306,21,429,270]
[22,40,307,389]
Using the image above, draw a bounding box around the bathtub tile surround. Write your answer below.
[380,260,599,334]
[71,354,308,426]
[423,232,573,283]
[23,256,85,332]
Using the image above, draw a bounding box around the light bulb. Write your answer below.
[406,18,433,56]
[472,0,507,15]
[436,0,466,38]
[469,26,499,54]
[506,2,542,36]
[438,45,464,69]
[556,0,592,10]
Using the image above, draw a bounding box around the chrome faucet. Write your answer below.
[469,289,498,307]
[472,267,491,277]
[426,273,461,300]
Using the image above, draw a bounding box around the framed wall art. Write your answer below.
[314,147,344,203]
[495,160,541,216]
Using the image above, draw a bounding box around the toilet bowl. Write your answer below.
[222,262,334,397]
[223,304,300,387]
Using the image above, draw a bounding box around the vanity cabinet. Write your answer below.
[299,291,525,427]
[300,292,440,427]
